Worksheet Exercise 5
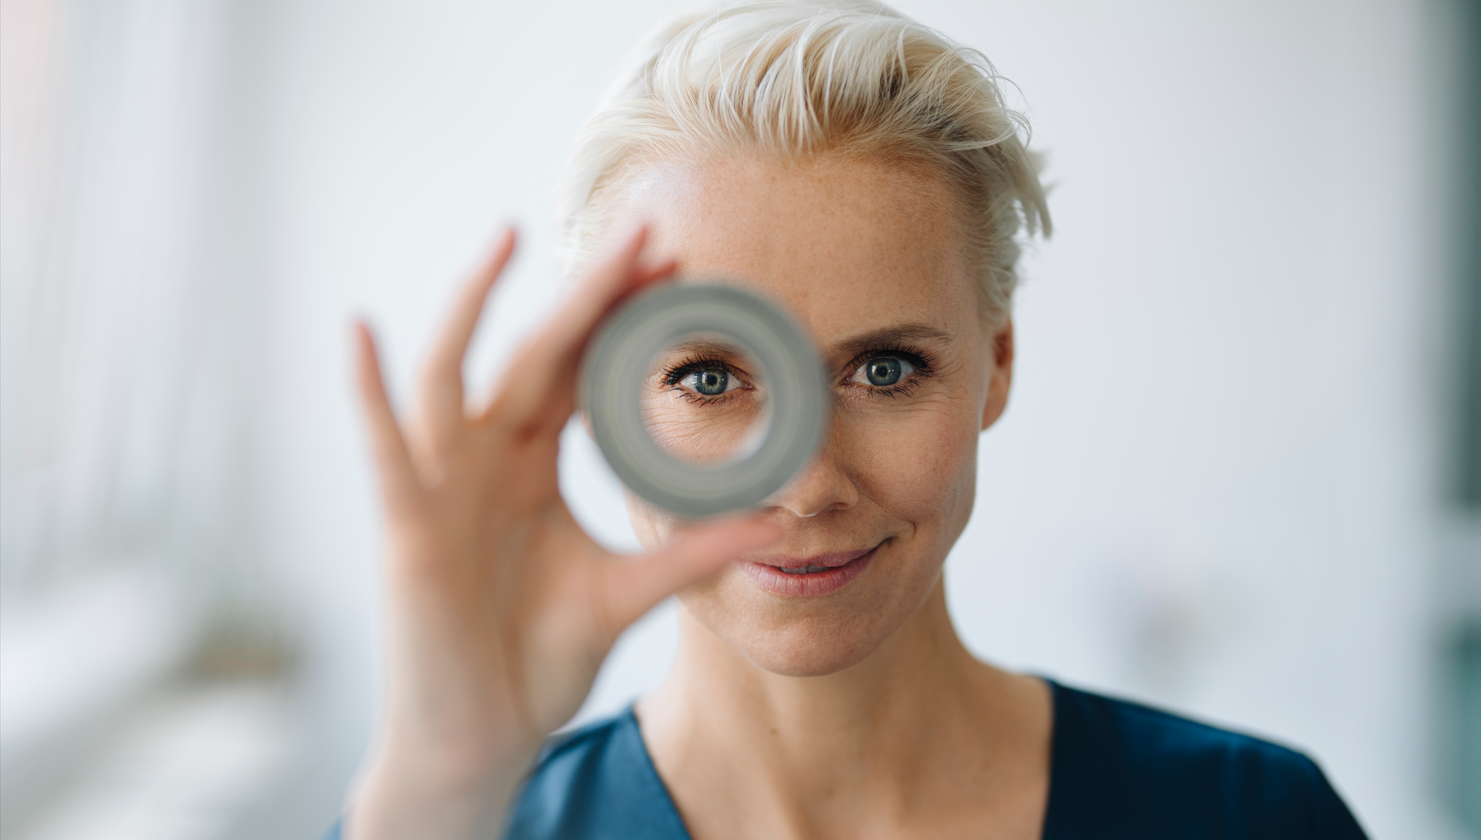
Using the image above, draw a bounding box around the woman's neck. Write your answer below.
[636,579,1052,840]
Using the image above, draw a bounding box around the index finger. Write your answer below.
[484,225,674,427]
[419,227,518,428]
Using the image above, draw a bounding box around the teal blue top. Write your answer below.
[326,679,1368,839]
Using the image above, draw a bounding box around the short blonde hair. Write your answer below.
[559,1,1050,325]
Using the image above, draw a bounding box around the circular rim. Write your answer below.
[578,283,828,518]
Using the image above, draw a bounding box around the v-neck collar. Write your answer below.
[620,677,1070,840]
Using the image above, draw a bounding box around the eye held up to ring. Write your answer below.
[577,283,829,518]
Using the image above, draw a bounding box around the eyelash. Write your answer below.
[660,356,750,406]
[661,344,935,403]
[841,344,935,399]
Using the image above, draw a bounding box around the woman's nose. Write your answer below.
[763,442,858,518]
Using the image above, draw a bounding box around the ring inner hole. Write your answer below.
[639,330,773,467]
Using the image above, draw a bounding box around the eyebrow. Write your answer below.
[649,338,760,378]
[657,324,954,363]
[828,324,955,357]
[656,338,750,358]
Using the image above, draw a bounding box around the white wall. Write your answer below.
[231,1,1460,836]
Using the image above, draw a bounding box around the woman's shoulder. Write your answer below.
[1043,679,1368,839]
[505,707,688,840]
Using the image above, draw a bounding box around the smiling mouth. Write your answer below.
[752,546,876,572]
[741,544,881,596]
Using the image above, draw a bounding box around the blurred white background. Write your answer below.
[2,0,1479,838]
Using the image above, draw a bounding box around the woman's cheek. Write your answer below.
[844,400,979,527]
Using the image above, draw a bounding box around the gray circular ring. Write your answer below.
[578,283,828,518]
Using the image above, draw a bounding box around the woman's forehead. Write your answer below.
[618,155,977,343]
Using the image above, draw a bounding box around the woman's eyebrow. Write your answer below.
[658,326,952,363]
[656,338,749,358]
[828,325,954,357]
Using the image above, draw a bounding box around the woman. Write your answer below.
[336,3,1367,838]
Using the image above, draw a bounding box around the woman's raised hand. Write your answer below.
[345,227,781,840]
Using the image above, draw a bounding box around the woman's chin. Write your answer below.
[741,640,877,677]
[681,596,897,677]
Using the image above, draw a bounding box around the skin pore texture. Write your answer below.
[615,154,1053,840]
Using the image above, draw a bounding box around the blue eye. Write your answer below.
[856,356,915,387]
[843,347,931,395]
[865,358,902,386]
[687,369,730,396]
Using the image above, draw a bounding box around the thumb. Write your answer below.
[600,516,782,631]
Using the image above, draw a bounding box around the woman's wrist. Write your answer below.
[344,736,538,840]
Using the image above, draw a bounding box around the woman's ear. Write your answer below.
[980,318,1014,431]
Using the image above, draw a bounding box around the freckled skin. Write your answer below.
[607,155,1050,840]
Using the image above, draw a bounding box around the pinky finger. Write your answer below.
[352,321,421,513]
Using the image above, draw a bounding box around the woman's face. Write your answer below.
[616,154,1012,677]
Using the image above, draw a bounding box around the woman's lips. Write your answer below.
[741,546,878,597]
